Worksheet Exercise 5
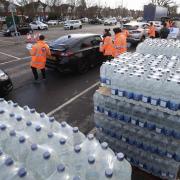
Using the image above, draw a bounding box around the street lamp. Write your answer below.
[8,2,18,37]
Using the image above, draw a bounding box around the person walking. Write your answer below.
[148,22,156,38]
[112,27,127,58]
[99,29,114,60]
[159,23,170,39]
[30,35,51,82]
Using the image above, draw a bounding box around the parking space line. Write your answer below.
[0,56,30,65]
[47,82,99,116]
[0,39,15,43]
[0,51,21,60]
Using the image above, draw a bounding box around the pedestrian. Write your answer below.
[148,22,156,38]
[112,27,127,58]
[99,29,114,60]
[159,23,170,39]
[30,35,51,82]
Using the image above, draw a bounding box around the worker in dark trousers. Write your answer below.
[160,23,170,39]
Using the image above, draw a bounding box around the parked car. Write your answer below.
[123,22,149,44]
[64,20,82,30]
[29,21,48,30]
[81,17,89,23]
[46,34,104,73]
[89,18,103,24]
[104,17,117,26]
[0,69,13,97]
[137,17,144,22]
[3,25,33,36]
[47,20,58,26]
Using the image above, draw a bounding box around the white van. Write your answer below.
[104,17,117,26]
[64,20,82,30]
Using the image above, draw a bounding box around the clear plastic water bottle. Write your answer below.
[0,124,9,148]
[113,153,132,180]
[46,164,71,180]
[26,144,58,180]
[9,167,35,180]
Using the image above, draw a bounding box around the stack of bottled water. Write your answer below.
[136,38,180,57]
[0,99,131,180]
[95,52,180,179]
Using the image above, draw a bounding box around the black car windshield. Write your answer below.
[123,25,138,30]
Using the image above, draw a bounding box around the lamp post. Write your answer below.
[8,2,18,37]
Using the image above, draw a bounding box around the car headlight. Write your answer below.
[0,70,8,81]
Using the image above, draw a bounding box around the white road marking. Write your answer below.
[47,82,99,116]
[0,56,30,65]
[0,39,16,43]
[0,51,21,60]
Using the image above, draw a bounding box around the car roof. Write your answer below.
[125,22,148,26]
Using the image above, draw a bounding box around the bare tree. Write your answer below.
[150,0,174,7]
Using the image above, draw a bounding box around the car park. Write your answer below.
[29,21,48,30]
[0,69,13,97]
[47,20,58,26]
[104,17,117,26]
[46,34,104,74]
[123,22,149,44]
[64,20,82,30]
[3,25,33,36]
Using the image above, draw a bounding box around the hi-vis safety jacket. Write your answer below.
[30,41,51,69]
[99,36,114,56]
[148,25,156,38]
[113,33,127,58]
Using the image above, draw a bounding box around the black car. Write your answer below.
[3,25,33,36]
[89,18,103,25]
[46,34,104,74]
[0,69,13,97]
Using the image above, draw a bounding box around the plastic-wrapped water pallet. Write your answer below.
[94,87,180,180]
[136,38,180,57]
[0,99,132,180]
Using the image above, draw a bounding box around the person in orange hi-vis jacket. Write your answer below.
[99,29,114,60]
[30,35,51,82]
[148,22,156,38]
[112,27,127,58]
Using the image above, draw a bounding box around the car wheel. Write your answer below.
[77,59,89,74]
[38,27,41,30]
[70,26,73,30]
[79,25,82,29]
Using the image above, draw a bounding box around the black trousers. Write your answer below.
[31,67,46,80]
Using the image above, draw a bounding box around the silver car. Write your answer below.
[123,22,150,44]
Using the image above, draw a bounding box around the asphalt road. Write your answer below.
[0,24,160,180]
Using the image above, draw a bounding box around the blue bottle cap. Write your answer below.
[13,103,18,107]
[74,145,81,153]
[5,157,14,166]
[57,164,65,173]
[49,117,55,123]
[43,151,51,160]
[18,168,27,177]
[0,109,4,114]
[19,136,26,143]
[35,125,41,132]
[0,149,3,156]
[16,116,22,122]
[30,108,36,113]
[101,142,108,149]
[61,121,67,127]
[88,156,95,164]
[0,124,6,131]
[73,176,81,180]
[9,130,16,136]
[105,168,113,178]
[40,113,46,118]
[9,113,15,117]
[59,138,66,145]
[47,132,54,138]
[8,100,13,104]
[73,127,79,133]
[87,134,94,140]
[117,153,124,161]
[26,121,32,126]
[31,144,38,151]
[23,106,29,110]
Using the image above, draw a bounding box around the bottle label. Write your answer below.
[139,163,144,168]
[131,119,136,125]
[156,127,162,134]
[139,122,144,128]
[118,91,124,97]
[106,79,111,85]
[105,110,109,116]
[122,137,126,142]
[160,100,167,108]
[167,153,173,158]
[111,89,116,95]
[142,96,148,103]
[151,99,158,106]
